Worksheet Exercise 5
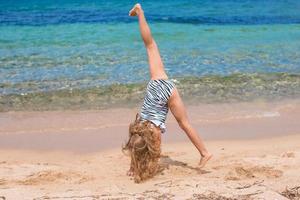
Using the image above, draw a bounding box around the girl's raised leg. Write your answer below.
[129,3,168,80]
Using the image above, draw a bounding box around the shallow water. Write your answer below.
[1,73,300,111]
[1,0,300,110]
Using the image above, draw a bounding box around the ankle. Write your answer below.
[200,150,210,157]
[136,8,143,16]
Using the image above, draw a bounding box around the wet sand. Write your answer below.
[0,100,300,152]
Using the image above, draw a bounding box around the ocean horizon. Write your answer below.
[1,0,300,111]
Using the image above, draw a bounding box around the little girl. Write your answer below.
[123,3,212,183]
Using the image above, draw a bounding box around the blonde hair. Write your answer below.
[122,113,161,183]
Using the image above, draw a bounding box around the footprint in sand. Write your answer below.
[0,179,7,185]
[225,165,283,181]
[17,170,93,185]
[281,151,295,158]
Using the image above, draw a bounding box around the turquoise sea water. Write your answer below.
[1,0,300,111]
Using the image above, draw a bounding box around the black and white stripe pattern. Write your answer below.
[140,79,175,133]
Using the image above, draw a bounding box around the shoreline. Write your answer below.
[2,72,300,112]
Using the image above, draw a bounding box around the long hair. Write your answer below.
[122,113,161,183]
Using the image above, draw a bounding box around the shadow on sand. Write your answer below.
[159,155,211,174]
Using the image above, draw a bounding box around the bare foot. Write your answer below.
[127,168,134,176]
[199,153,213,169]
[129,3,142,16]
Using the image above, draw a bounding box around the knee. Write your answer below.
[177,119,190,130]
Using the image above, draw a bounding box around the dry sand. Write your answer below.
[0,100,300,199]
[0,135,300,199]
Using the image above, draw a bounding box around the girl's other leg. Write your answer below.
[168,88,213,168]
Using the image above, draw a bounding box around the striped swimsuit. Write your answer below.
[140,79,175,133]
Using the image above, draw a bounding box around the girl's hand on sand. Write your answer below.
[129,3,142,16]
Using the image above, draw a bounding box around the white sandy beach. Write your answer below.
[0,100,300,199]
[0,135,300,199]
